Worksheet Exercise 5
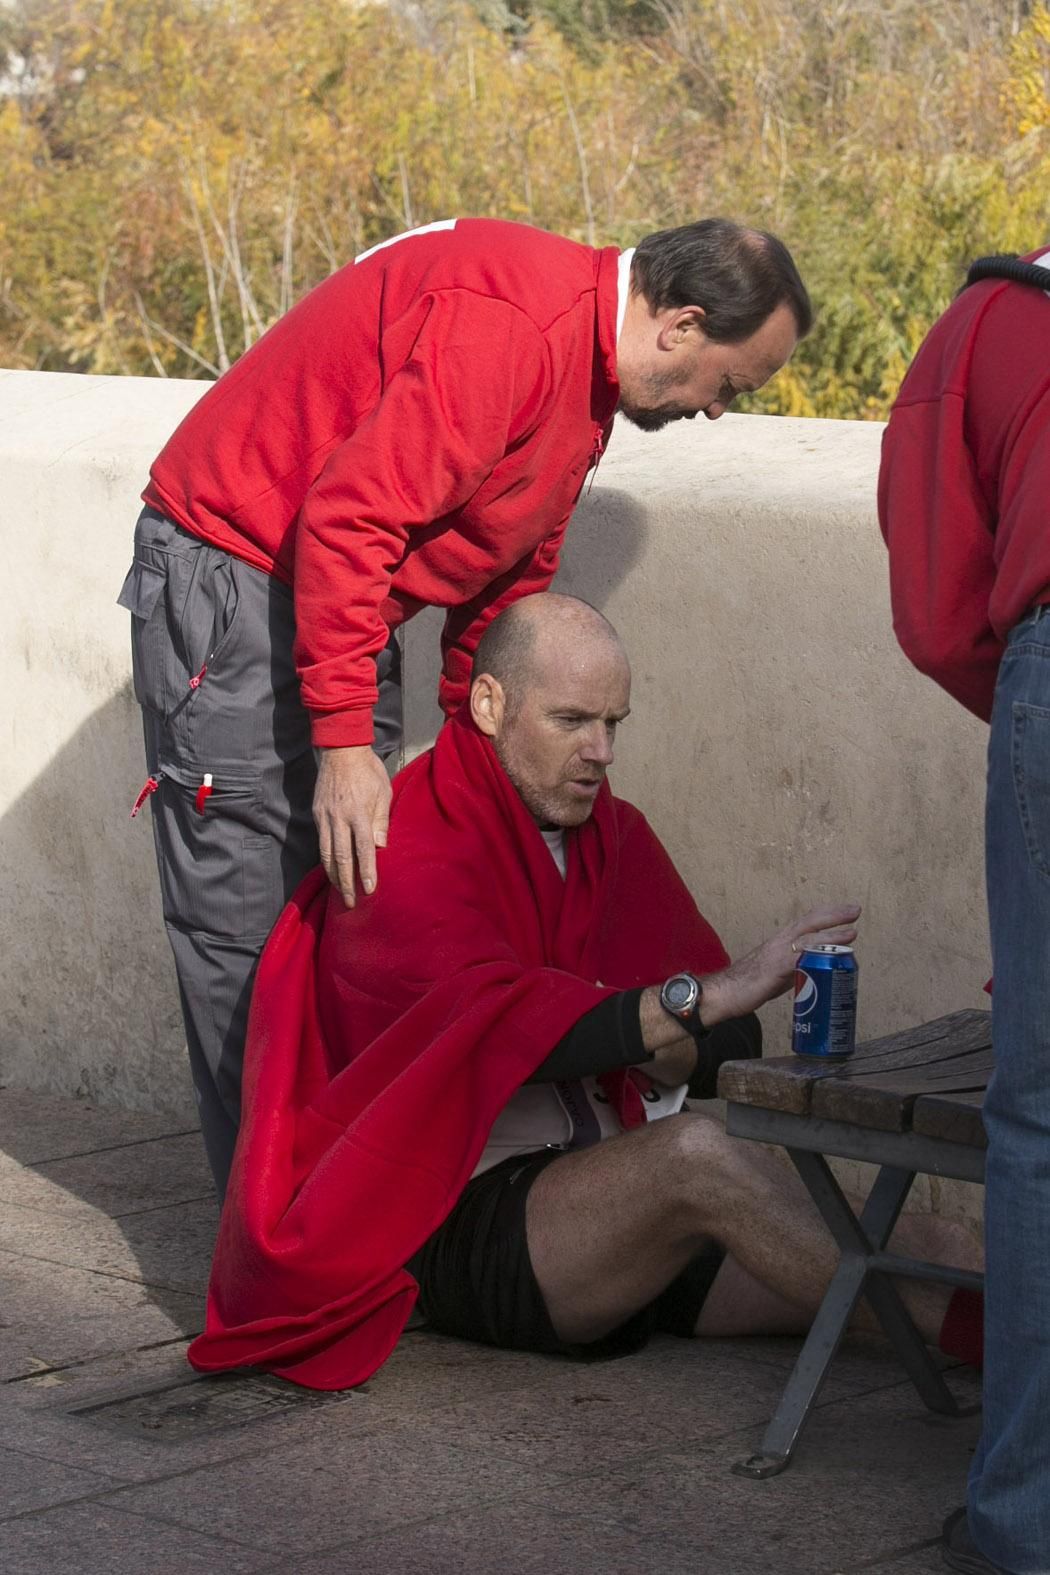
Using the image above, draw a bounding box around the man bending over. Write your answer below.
[189,595,978,1387]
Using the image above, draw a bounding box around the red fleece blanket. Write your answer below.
[187,714,729,1389]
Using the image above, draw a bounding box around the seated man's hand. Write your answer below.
[313,745,393,907]
[701,903,861,1025]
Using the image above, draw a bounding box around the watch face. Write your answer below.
[664,976,695,1011]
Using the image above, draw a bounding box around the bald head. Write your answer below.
[472,594,626,710]
[470,594,631,828]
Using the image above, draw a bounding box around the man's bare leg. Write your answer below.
[699,1187,983,1338]
[696,1257,813,1337]
[525,1112,982,1344]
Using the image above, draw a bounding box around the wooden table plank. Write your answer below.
[810,1045,995,1133]
[912,1089,988,1148]
[717,1055,833,1116]
[835,1011,990,1072]
[718,1009,993,1128]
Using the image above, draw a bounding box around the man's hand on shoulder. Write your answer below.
[314,745,393,907]
[699,903,861,1026]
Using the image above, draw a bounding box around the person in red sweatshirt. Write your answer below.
[118,216,809,1197]
[879,252,1050,1575]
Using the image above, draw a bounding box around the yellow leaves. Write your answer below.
[1004,3,1050,136]
[1,0,1045,409]
[874,348,911,416]
[0,95,32,150]
[752,365,817,421]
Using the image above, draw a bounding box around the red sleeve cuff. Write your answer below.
[310,708,376,749]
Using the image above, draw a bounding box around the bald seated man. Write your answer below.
[192,591,982,1383]
[399,595,980,1359]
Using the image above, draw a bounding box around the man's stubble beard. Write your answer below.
[492,733,596,830]
[618,404,690,433]
[617,366,698,433]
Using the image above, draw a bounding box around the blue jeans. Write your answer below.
[971,608,1050,1574]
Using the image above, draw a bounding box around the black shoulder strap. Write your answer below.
[966,254,1050,291]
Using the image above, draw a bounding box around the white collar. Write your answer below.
[616,248,636,345]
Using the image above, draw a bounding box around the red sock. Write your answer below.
[938,1288,984,1370]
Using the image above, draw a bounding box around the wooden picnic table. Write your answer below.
[717,1008,990,1478]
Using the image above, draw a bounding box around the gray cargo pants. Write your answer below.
[119,508,402,1200]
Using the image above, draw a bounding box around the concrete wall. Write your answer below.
[2,370,206,1118]
[1,371,990,1132]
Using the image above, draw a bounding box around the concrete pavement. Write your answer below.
[0,1087,980,1573]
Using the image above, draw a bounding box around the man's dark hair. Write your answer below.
[632,219,812,343]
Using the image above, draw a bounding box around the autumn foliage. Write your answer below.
[2,0,1048,417]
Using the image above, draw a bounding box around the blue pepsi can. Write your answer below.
[792,944,858,1058]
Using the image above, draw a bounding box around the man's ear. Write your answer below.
[470,673,505,737]
[655,305,707,352]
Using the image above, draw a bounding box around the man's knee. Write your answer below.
[650,1114,757,1225]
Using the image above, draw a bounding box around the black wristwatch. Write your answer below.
[659,971,710,1040]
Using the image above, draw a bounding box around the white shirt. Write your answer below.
[540,826,567,876]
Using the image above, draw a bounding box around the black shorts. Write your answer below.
[408,1148,725,1361]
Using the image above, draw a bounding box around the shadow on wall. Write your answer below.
[401,487,653,760]
[555,486,651,611]
[0,679,191,1117]
[0,678,217,1337]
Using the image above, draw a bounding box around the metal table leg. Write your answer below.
[732,1151,965,1479]
[731,1242,869,1477]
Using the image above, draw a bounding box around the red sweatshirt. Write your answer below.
[144,219,621,747]
[878,250,1050,722]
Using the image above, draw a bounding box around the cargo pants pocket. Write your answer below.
[117,558,166,621]
[119,554,179,722]
[118,526,240,735]
[150,770,284,940]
